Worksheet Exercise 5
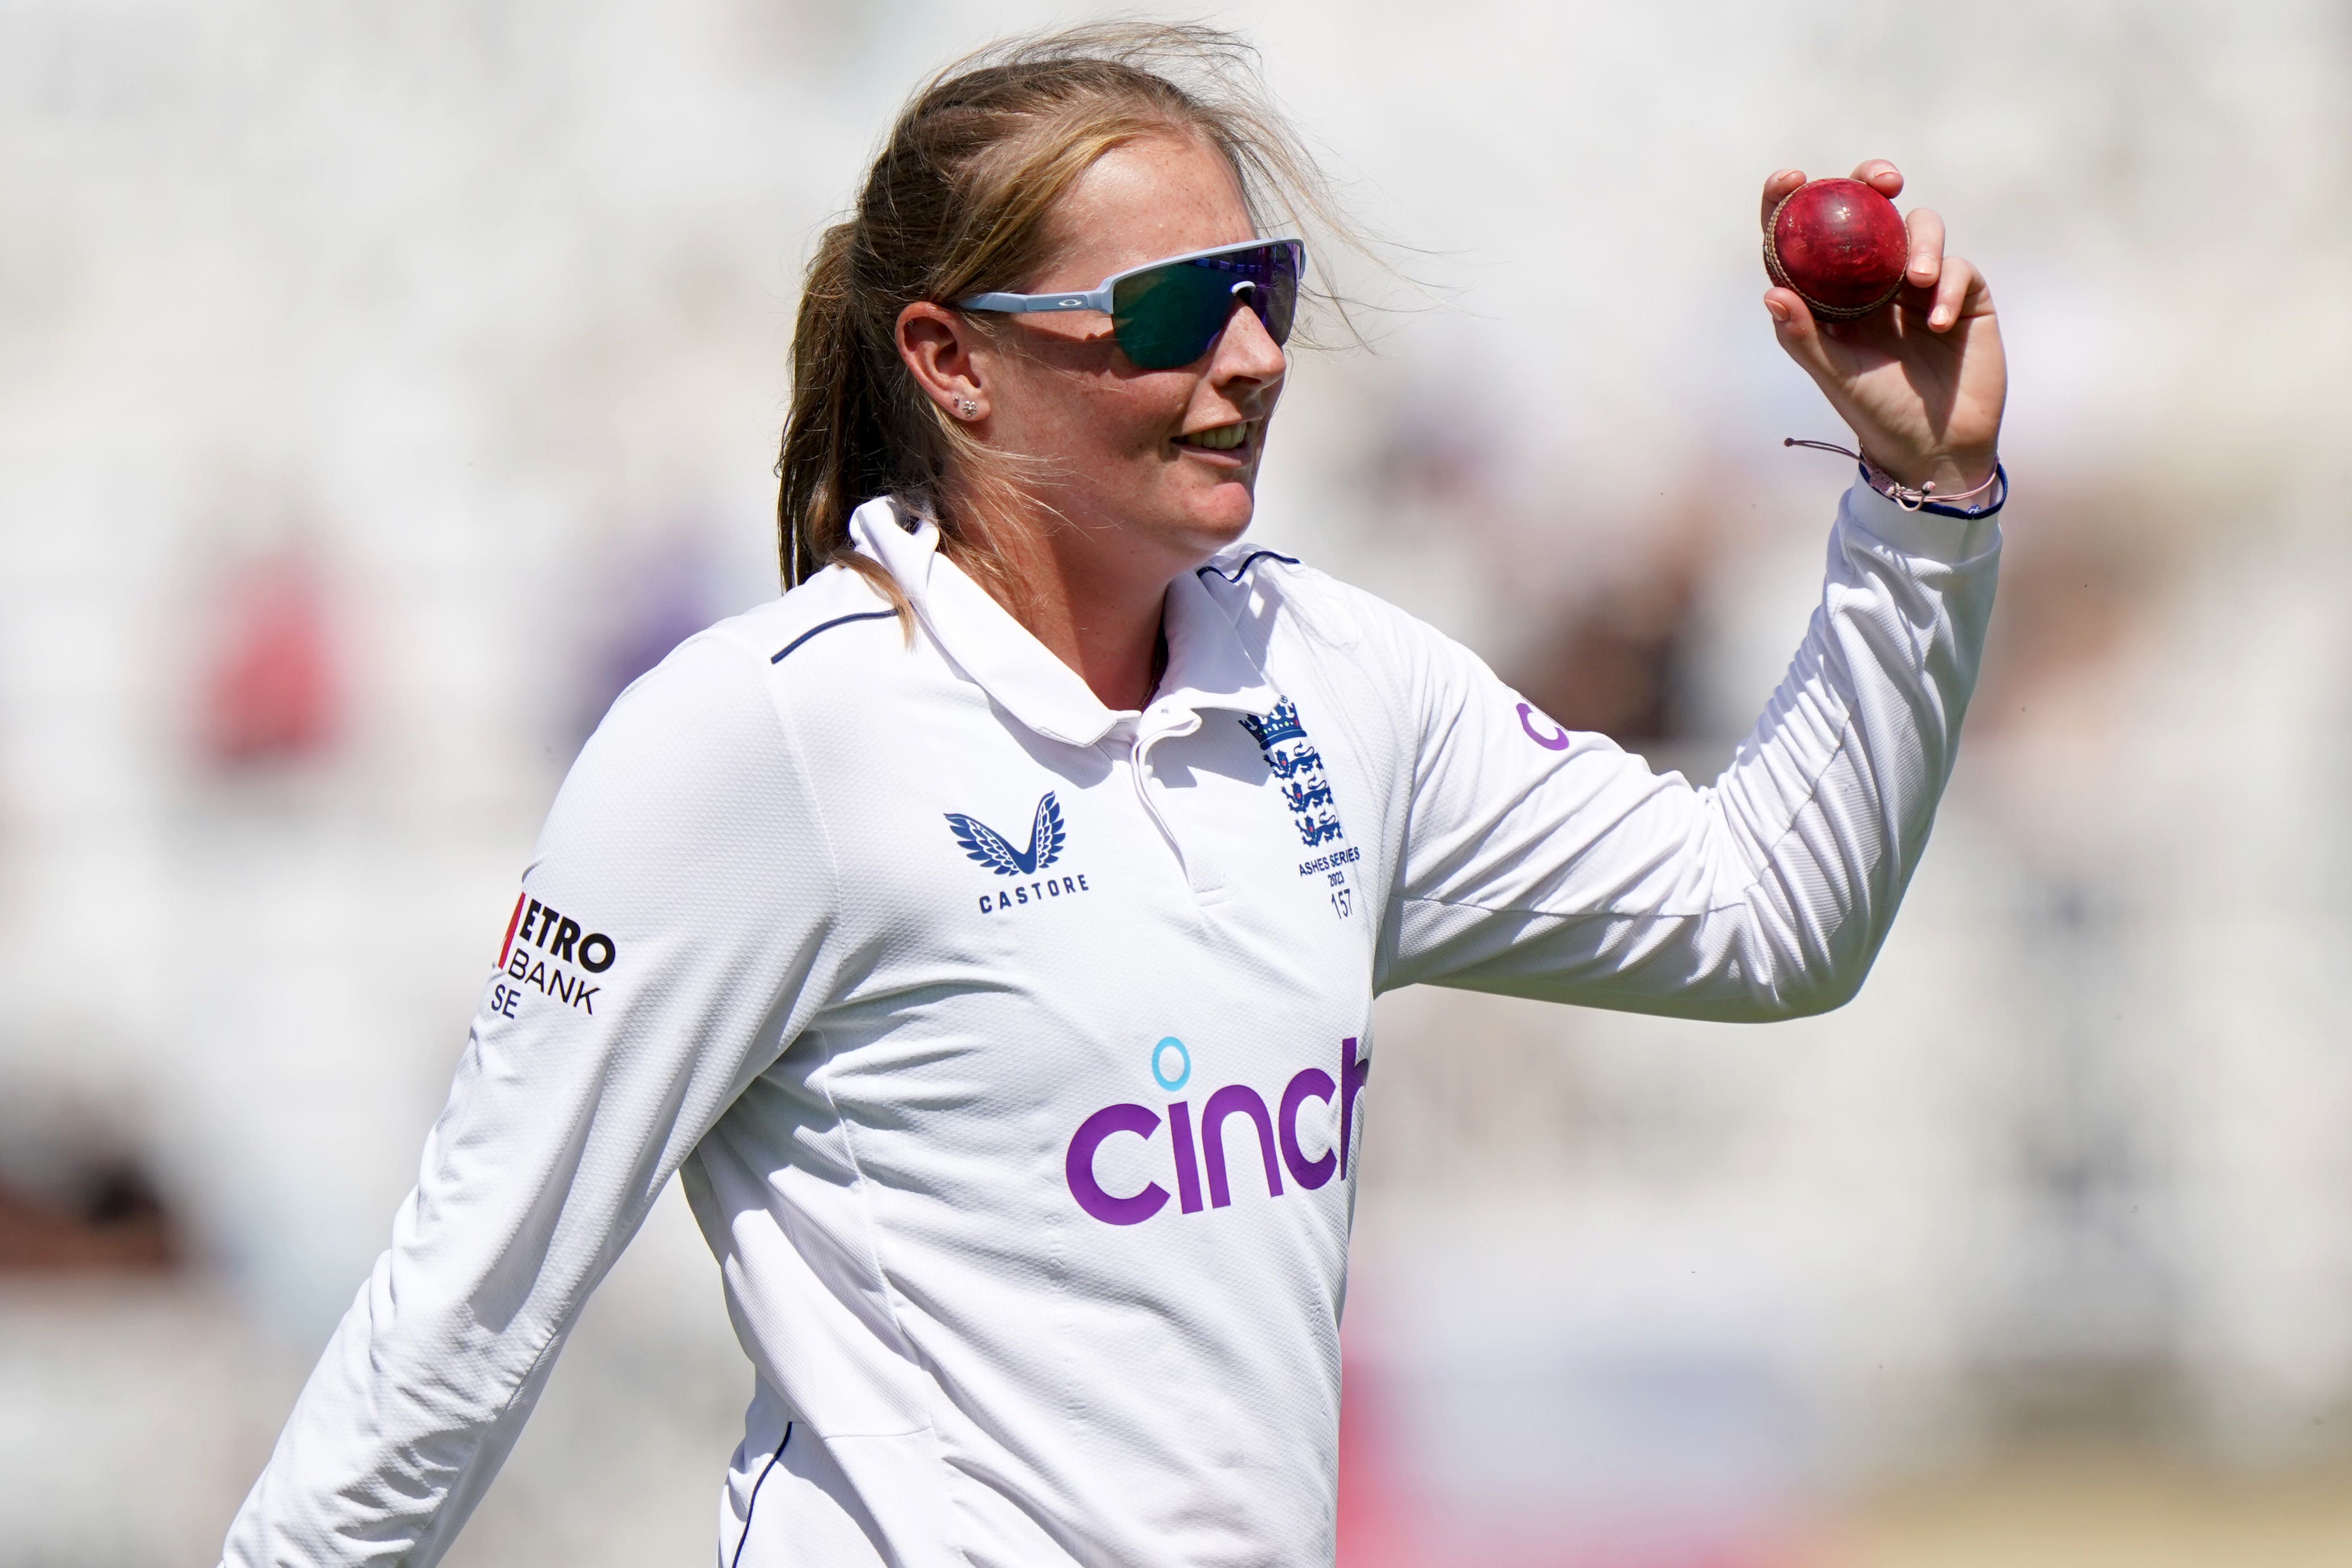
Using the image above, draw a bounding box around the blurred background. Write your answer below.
[3,1,2350,1563]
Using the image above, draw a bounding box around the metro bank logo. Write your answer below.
[1065,1037,1370,1226]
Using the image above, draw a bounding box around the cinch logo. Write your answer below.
[1064,1036,1371,1226]
[1517,700,1572,752]
[489,893,614,1018]
[947,791,1095,914]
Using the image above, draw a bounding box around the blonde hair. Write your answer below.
[774,21,1354,613]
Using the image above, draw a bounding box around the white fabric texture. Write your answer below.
[221,481,1998,1567]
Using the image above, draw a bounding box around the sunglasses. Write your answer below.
[956,238,1304,371]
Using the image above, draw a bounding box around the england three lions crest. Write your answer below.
[1241,699,1352,850]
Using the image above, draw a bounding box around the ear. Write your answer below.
[897,302,989,423]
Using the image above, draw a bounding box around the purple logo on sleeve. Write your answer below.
[1065,1036,1370,1226]
[1517,701,1572,751]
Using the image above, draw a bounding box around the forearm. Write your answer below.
[1691,476,2000,1008]
[222,1231,572,1567]
[1383,477,1998,1014]
[219,631,839,1566]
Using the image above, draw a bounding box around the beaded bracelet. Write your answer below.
[1784,438,2007,519]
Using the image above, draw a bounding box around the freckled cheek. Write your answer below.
[1001,355,1190,469]
[1095,380,1197,460]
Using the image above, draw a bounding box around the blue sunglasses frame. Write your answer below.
[956,237,1305,370]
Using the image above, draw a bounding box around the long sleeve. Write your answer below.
[1372,479,2000,1019]
[221,633,846,1567]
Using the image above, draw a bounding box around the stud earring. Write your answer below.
[955,398,978,419]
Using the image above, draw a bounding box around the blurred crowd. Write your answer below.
[3,1,2349,1563]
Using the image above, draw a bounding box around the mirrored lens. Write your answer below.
[1258,240,1301,343]
[1111,262,1238,370]
[1110,242,1301,371]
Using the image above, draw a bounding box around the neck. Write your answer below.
[956,498,1179,713]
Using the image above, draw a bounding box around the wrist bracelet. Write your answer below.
[1784,438,2007,519]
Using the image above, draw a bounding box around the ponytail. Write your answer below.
[776,221,918,609]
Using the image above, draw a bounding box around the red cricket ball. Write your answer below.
[1763,177,1909,321]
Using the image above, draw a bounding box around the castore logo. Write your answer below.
[946,791,1068,876]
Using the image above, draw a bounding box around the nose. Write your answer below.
[1208,293,1287,394]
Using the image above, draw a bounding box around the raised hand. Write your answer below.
[1762,161,2005,498]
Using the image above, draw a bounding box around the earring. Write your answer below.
[955,398,978,419]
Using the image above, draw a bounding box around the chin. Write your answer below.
[1167,507,1254,565]
[1175,481,1258,548]
[1110,477,1258,571]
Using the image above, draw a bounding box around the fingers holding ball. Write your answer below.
[1924,253,1990,333]
[1763,176,1908,320]
[1760,163,1993,333]
[1848,158,1904,199]
[1759,167,1809,230]
[1902,207,1945,292]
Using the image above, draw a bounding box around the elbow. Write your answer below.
[1766,967,1867,1020]
[1750,931,1882,1020]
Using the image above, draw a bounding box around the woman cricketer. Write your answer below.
[221,22,2004,1568]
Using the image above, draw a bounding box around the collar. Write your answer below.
[849,497,1279,747]
[1156,567,1282,728]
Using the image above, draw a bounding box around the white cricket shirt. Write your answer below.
[221,480,1999,1567]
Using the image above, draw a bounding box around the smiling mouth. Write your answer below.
[1178,421,1253,455]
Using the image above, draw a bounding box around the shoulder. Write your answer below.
[1192,539,1473,685]
[571,567,906,801]
[532,600,866,898]
[660,563,940,728]
[696,564,908,676]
